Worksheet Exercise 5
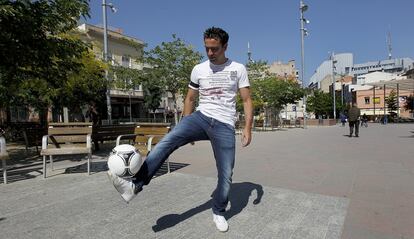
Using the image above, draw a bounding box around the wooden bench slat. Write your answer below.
[49,122,92,127]
[135,128,169,135]
[46,142,88,148]
[48,135,88,144]
[41,147,90,155]
[48,127,92,135]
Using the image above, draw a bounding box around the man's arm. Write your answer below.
[239,87,253,147]
[182,88,199,117]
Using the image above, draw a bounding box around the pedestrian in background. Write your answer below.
[348,103,361,137]
[340,112,347,127]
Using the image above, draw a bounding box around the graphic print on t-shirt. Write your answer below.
[199,70,237,106]
[189,60,250,126]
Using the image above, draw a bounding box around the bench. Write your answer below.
[116,123,171,172]
[92,124,136,150]
[23,126,47,153]
[40,122,92,178]
[0,136,8,184]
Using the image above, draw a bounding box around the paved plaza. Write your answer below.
[1,123,413,239]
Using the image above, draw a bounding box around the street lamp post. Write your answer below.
[341,77,344,105]
[102,0,116,124]
[300,0,309,129]
[331,52,337,120]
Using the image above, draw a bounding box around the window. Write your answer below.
[102,52,114,65]
[122,55,131,68]
[364,97,370,104]
[9,106,29,122]
[373,97,380,104]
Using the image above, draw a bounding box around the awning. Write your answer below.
[365,78,414,91]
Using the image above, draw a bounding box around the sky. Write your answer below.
[85,0,414,85]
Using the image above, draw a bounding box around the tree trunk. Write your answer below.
[39,107,49,128]
[173,94,179,125]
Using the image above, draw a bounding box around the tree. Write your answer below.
[386,90,398,117]
[0,0,92,122]
[248,76,303,126]
[246,60,269,80]
[144,35,203,124]
[61,50,107,111]
[404,94,414,113]
[110,65,142,91]
[241,61,304,125]
[306,90,333,118]
[143,83,163,119]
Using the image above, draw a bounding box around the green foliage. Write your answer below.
[61,50,107,110]
[404,94,414,112]
[0,0,92,110]
[110,65,142,90]
[246,60,269,80]
[306,89,345,118]
[386,90,398,113]
[142,35,202,122]
[143,83,163,114]
[253,77,303,111]
[306,90,333,117]
[145,34,203,97]
[240,61,304,116]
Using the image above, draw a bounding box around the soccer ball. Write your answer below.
[107,144,144,178]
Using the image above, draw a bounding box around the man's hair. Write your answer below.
[204,27,229,46]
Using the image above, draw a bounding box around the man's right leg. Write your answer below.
[134,114,208,186]
[349,121,354,137]
[108,113,208,202]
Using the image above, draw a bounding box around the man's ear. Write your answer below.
[223,43,228,51]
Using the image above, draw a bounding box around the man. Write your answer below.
[107,27,253,232]
[348,102,360,137]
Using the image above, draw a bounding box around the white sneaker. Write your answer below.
[213,213,229,232]
[107,171,140,203]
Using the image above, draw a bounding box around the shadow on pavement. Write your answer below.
[1,142,190,183]
[152,182,264,232]
[64,161,189,178]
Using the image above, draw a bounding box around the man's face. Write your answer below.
[204,38,227,64]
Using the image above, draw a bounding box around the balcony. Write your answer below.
[109,89,143,98]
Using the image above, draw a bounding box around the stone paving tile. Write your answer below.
[0,171,348,239]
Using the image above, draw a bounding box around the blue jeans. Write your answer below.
[133,111,236,215]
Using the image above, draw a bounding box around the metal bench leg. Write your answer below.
[50,155,54,171]
[167,158,170,173]
[2,159,7,184]
[88,153,91,175]
[43,155,47,178]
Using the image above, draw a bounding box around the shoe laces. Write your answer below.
[214,214,226,224]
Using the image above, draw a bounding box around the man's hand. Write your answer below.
[239,87,253,147]
[241,128,252,147]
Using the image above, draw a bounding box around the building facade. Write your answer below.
[267,60,299,82]
[309,53,353,89]
[77,23,146,122]
[351,58,414,77]
[267,60,304,120]
[349,71,413,118]
[309,53,413,89]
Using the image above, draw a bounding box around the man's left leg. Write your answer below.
[349,121,354,137]
[208,120,235,232]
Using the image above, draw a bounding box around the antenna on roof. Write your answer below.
[247,42,254,63]
[386,27,392,60]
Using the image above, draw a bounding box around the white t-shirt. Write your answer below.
[189,59,250,127]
